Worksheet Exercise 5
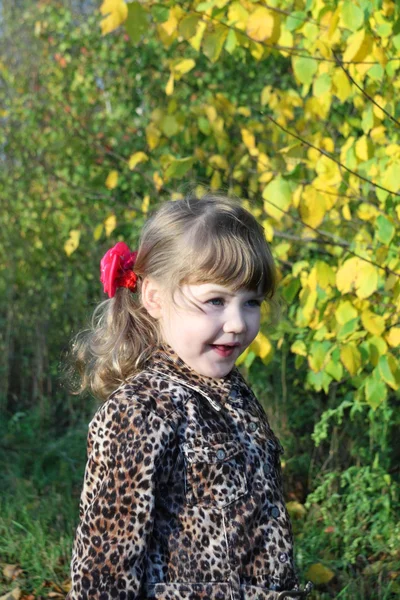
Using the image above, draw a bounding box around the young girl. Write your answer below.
[68,194,313,600]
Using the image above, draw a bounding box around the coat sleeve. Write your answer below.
[67,395,176,600]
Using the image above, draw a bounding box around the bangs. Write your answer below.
[178,207,276,299]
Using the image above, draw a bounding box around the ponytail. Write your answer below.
[70,286,160,401]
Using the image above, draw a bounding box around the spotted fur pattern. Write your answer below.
[68,347,312,600]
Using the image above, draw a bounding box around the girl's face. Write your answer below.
[158,283,263,378]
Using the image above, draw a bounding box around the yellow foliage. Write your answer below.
[209,155,229,170]
[227,2,249,31]
[343,29,372,63]
[299,187,326,228]
[64,230,80,256]
[165,72,174,96]
[104,214,117,237]
[246,7,276,42]
[128,151,148,170]
[361,310,385,336]
[153,171,163,191]
[291,340,307,357]
[386,327,400,348]
[241,128,257,155]
[146,123,161,150]
[188,20,206,51]
[336,257,378,299]
[340,344,362,375]
[306,563,335,585]
[100,0,127,35]
[105,170,118,190]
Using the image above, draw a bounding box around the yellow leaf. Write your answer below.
[128,151,148,170]
[291,340,307,357]
[336,257,359,294]
[340,344,362,375]
[249,332,273,363]
[246,7,279,42]
[356,262,379,299]
[262,177,292,222]
[355,136,373,161]
[263,220,274,242]
[105,170,118,190]
[209,155,228,170]
[146,123,161,150]
[227,2,249,31]
[306,563,335,585]
[332,69,352,102]
[361,310,385,336]
[93,224,103,241]
[141,194,150,214]
[299,187,326,228]
[315,261,336,289]
[336,300,358,325]
[286,501,306,519]
[153,172,163,191]
[343,29,372,63]
[241,128,257,155]
[173,58,195,76]
[100,0,128,35]
[315,156,342,186]
[104,214,116,237]
[188,20,206,51]
[165,72,174,96]
[160,7,180,37]
[210,169,222,190]
[386,327,400,348]
[64,230,80,256]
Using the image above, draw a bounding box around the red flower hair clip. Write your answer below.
[100,242,138,298]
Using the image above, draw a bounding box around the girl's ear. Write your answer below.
[141,277,163,319]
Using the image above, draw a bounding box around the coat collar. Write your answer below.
[146,345,241,411]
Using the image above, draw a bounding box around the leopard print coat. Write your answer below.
[68,346,313,600]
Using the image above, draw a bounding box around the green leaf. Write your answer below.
[375,215,395,245]
[152,5,170,23]
[342,2,364,31]
[282,277,300,303]
[202,26,228,62]
[164,156,194,179]
[313,73,331,97]
[160,115,179,137]
[292,56,318,86]
[365,372,387,409]
[378,355,399,390]
[285,11,307,32]
[125,1,148,44]
[367,64,384,82]
[262,176,292,221]
[337,318,359,340]
[178,14,200,39]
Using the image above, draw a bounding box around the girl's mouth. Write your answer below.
[210,344,238,358]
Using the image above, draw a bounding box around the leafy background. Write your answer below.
[0,0,399,598]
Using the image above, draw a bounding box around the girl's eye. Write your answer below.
[246,299,262,307]
[206,297,224,306]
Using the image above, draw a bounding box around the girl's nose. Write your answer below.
[223,309,246,334]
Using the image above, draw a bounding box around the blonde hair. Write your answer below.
[70,192,277,400]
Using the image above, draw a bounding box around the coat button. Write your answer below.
[248,422,258,432]
[229,388,239,400]
[216,449,226,460]
[263,463,272,476]
[271,506,280,518]
[278,552,288,563]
